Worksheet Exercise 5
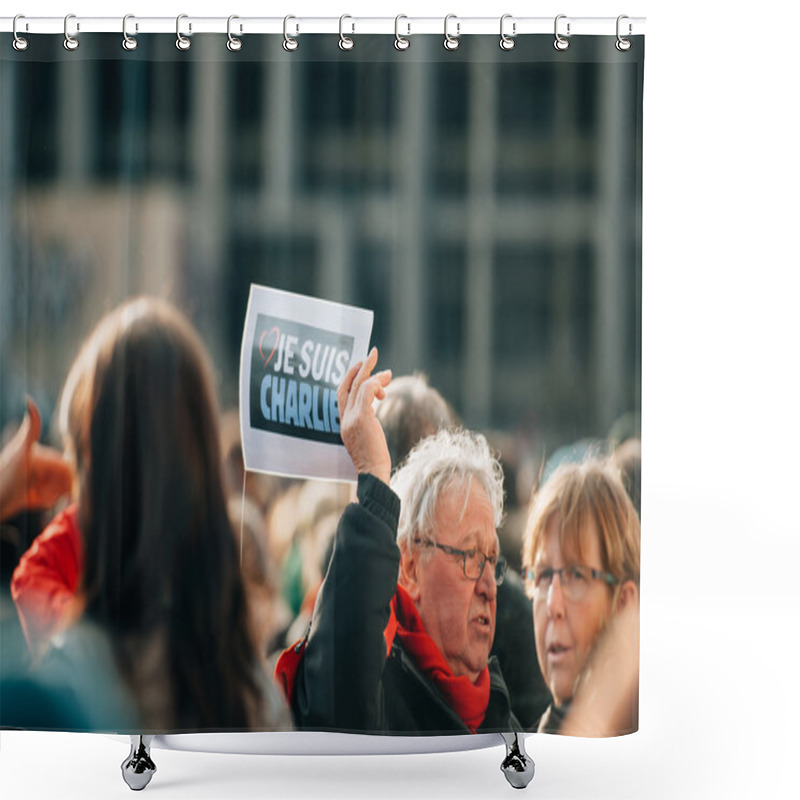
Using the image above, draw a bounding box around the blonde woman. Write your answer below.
[522,458,640,735]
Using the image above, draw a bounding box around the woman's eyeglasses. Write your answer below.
[526,564,618,603]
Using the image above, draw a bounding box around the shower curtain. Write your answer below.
[0,23,643,739]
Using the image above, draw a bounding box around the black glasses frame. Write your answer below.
[415,539,507,586]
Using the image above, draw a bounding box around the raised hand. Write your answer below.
[337,348,392,484]
[0,398,74,521]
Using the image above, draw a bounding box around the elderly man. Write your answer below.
[277,349,520,734]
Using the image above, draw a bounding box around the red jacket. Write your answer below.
[10,505,83,653]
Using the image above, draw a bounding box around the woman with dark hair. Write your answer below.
[11,297,290,732]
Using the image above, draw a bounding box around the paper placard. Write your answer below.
[239,285,374,482]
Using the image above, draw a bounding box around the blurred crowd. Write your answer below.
[1,296,640,738]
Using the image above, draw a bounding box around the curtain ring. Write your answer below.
[338,14,355,51]
[394,15,410,51]
[64,13,80,51]
[616,15,632,51]
[283,15,299,51]
[12,15,29,51]
[499,14,516,51]
[122,14,138,51]
[176,14,191,50]
[227,15,243,51]
[553,14,570,51]
[443,14,460,51]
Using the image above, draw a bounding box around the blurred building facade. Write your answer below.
[0,33,641,453]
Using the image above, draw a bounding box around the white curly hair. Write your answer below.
[390,427,505,554]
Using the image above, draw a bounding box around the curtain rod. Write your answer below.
[1,15,646,38]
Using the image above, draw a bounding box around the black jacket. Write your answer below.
[292,473,521,735]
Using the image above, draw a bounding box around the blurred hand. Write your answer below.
[0,398,74,522]
[561,593,640,737]
[337,348,392,484]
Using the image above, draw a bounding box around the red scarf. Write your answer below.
[275,584,492,733]
[391,585,490,733]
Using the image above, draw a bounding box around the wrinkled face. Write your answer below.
[402,481,499,682]
[533,514,614,707]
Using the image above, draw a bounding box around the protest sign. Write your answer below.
[239,285,374,482]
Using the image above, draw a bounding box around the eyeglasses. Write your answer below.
[415,539,507,586]
[525,565,618,603]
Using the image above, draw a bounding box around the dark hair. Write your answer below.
[61,297,262,730]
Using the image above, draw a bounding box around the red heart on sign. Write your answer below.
[259,325,280,370]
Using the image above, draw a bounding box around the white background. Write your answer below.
[3,1,799,798]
